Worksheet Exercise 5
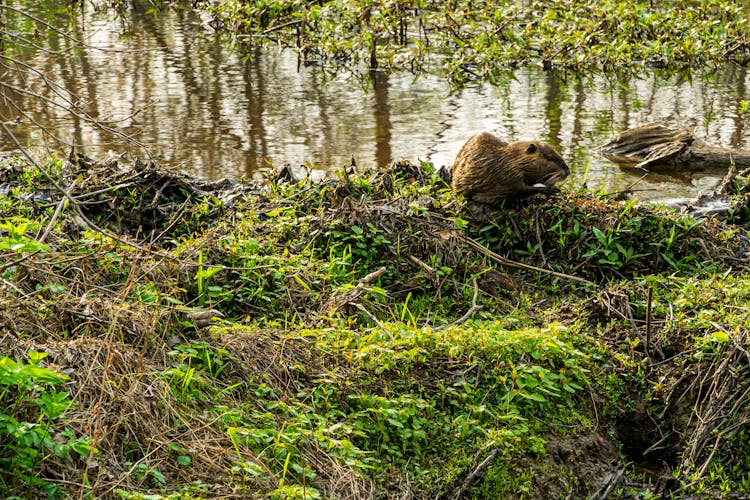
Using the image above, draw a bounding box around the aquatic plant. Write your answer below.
[209,0,750,84]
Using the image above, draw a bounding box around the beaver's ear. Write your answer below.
[526,143,536,154]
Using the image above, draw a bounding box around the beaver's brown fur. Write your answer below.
[451,132,569,205]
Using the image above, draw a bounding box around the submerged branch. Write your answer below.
[599,123,750,170]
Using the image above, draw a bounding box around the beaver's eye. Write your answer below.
[526,143,536,154]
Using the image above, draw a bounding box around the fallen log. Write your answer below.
[599,123,750,170]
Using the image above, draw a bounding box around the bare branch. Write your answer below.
[461,234,594,285]
[431,278,482,332]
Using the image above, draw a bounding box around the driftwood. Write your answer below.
[599,123,750,170]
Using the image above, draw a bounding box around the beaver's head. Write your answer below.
[514,141,570,187]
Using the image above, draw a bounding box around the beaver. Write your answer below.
[451,132,569,205]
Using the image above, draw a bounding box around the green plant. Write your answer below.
[210,0,750,85]
[326,223,391,268]
[0,350,94,497]
[167,443,192,467]
[347,393,431,461]
[162,341,235,398]
[5,149,750,498]
[169,341,233,378]
[124,460,167,489]
[471,460,535,498]
[692,330,731,360]
[114,480,210,499]
[194,249,227,307]
[269,484,322,499]
[0,218,50,253]
[584,226,644,268]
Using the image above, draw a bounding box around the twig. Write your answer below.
[39,178,77,243]
[588,467,624,500]
[353,302,393,339]
[534,209,547,265]
[0,277,26,297]
[678,340,750,485]
[645,284,653,360]
[322,266,387,315]
[642,430,673,457]
[431,279,482,332]
[0,250,42,274]
[451,448,499,500]
[715,156,738,194]
[408,255,436,274]
[262,19,304,35]
[356,266,387,288]
[70,176,144,201]
[588,384,600,431]
[146,197,190,245]
[460,235,594,285]
[602,172,652,199]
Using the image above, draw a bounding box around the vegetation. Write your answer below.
[1,153,749,498]
[209,0,750,84]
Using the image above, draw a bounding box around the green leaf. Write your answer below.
[70,439,92,457]
[387,418,404,428]
[454,217,468,229]
[27,350,48,363]
[20,364,66,384]
[592,227,607,245]
[518,392,546,402]
[706,331,730,343]
[195,266,222,281]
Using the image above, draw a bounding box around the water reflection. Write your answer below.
[1,3,749,201]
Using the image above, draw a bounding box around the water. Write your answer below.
[2,3,750,202]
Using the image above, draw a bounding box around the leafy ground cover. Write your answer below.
[1,152,750,498]
[209,0,750,83]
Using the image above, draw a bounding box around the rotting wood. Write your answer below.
[599,122,750,170]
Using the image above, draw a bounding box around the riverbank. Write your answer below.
[1,152,749,498]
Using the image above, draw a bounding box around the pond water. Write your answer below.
[2,3,750,202]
